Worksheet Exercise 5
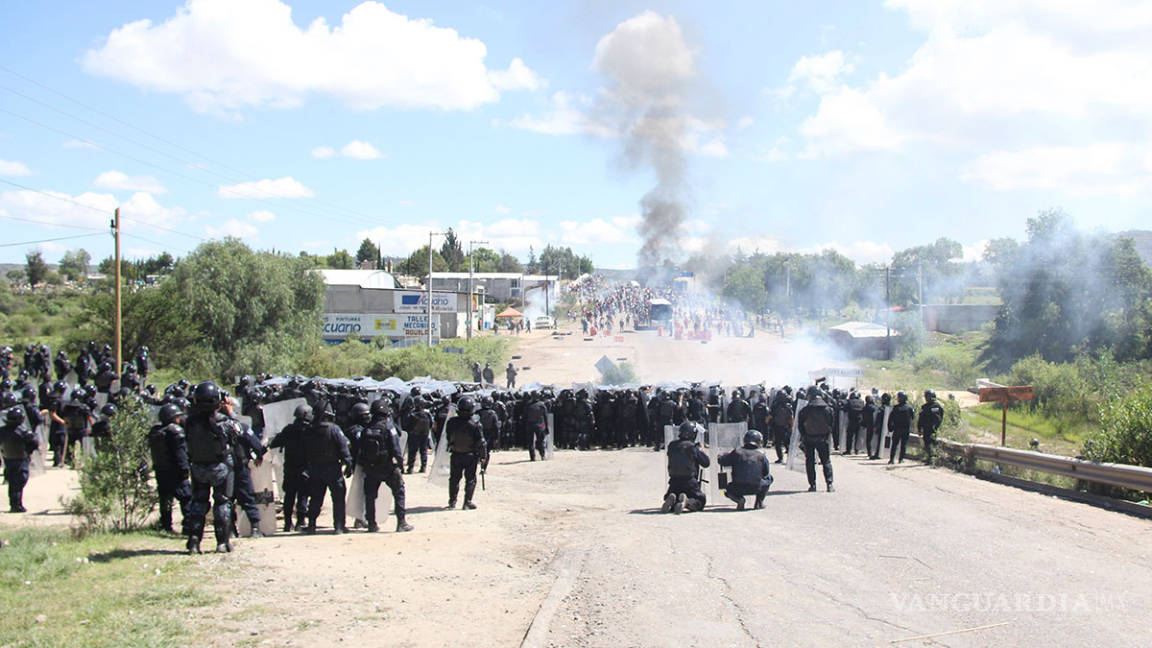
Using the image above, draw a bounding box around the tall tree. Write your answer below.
[325,249,354,269]
[24,250,47,286]
[439,228,465,272]
[355,238,380,267]
[59,248,92,281]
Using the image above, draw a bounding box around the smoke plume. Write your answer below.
[593,12,697,269]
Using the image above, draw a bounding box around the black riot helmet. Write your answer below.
[923,389,937,402]
[678,421,698,442]
[896,391,908,404]
[191,381,222,413]
[369,398,391,419]
[456,397,476,417]
[100,403,118,419]
[0,391,17,409]
[158,403,184,426]
[480,396,494,409]
[5,406,25,426]
[351,402,371,424]
[743,430,763,448]
[293,403,314,423]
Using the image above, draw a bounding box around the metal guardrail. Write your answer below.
[935,438,1152,493]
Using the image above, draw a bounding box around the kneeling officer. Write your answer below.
[662,421,710,514]
[718,430,772,510]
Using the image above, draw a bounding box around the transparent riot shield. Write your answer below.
[345,465,366,526]
[94,392,108,409]
[29,423,48,477]
[837,409,848,450]
[259,398,307,499]
[237,457,278,537]
[786,399,808,473]
[427,407,454,486]
[544,413,555,460]
[879,406,894,461]
[707,422,746,502]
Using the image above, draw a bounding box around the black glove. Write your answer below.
[343,464,354,478]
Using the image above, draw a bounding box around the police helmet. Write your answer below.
[6,406,25,426]
[743,430,763,448]
[480,396,494,409]
[158,403,184,426]
[370,398,391,418]
[456,397,476,417]
[293,403,314,423]
[100,403,118,418]
[807,386,821,401]
[896,391,908,404]
[191,381,222,413]
[351,402,371,423]
[678,421,698,441]
[0,392,18,409]
[53,380,68,394]
[924,389,937,402]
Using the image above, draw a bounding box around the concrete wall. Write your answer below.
[922,304,1000,334]
[323,286,468,340]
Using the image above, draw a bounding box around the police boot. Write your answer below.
[396,516,413,533]
[463,483,477,509]
[304,520,317,535]
[249,527,264,539]
[186,536,202,555]
[661,493,676,514]
[447,484,458,509]
[283,514,293,533]
[753,496,765,510]
[216,541,232,553]
[724,491,743,510]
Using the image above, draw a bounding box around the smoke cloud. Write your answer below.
[593,12,697,269]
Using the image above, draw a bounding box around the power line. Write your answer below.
[0,232,105,248]
[0,212,106,232]
[0,177,113,215]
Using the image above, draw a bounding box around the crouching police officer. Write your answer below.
[183,381,235,554]
[718,430,772,510]
[662,421,710,514]
[147,403,191,534]
[359,399,412,532]
[0,407,39,512]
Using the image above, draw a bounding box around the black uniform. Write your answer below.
[845,395,865,454]
[184,411,235,546]
[665,439,710,511]
[888,403,916,463]
[268,420,310,530]
[0,419,38,512]
[358,415,408,531]
[798,398,835,491]
[305,420,353,532]
[403,408,433,473]
[147,421,191,532]
[229,419,267,533]
[718,445,772,508]
[478,406,501,453]
[61,397,92,459]
[523,400,548,460]
[725,397,751,424]
[862,401,881,459]
[445,413,486,508]
[768,396,794,463]
[917,399,944,463]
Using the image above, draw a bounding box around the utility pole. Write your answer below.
[427,231,442,346]
[111,208,122,372]
[885,264,892,360]
[467,239,488,340]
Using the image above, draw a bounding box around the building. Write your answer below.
[318,269,472,345]
[429,272,560,306]
[826,321,901,359]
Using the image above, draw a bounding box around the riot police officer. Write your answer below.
[183,381,235,554]
[718,430,772,510]
[523,394,548,461]
[147,403,191,534]
[403,398,433,473]
[797,386,835,492]
[304,405,353,534]
[662,421,709,514]
[918,390,944,464]
[478,397,501,453]
[888,392,916,464]
[445,397,486,510]
[0,407,39,512]
[359,401,412,532]
[268,404,312,531]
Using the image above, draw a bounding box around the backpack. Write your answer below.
[359,428,388,466]
[63,401,88,430]
[803,404,833,438]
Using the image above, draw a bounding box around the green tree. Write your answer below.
[25,250,47,286]
[440,229,465,272]
[723,263,767,312]
[497,251,523,273]
[355,238,380,267]
[469,247,500,273]
[5,269,24,284]
[325,249,354,269]
[58,248,92,281]
[397,245,447,277]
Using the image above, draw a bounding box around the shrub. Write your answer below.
[1085,385,1152,470]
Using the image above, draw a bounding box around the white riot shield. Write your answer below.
[259,398,307,498]
[837,410,848,450]
[237,457,278,537]
[94,393,108,409]
[544,413,555,460]
[29,423,48,477]
[787,399,808,473]
[879,406,894,461]
[147,405,162,426]
[708,422,747,501]
[81,436,96,458]
[64,371,78,386]
[427,408,454,486]
[345,465,366,524]
[661,425,678,487]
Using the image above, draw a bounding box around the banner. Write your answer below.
[322,312,439,341]
[394,291,457,313]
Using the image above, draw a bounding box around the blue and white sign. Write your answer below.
[323,313,439,341]
[395,291,456,313]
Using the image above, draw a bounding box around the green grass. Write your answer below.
[861,330,989,390]
[0,527,220,647]
[962,404,1093,457]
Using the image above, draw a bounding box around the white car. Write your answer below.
[534,315,555,330]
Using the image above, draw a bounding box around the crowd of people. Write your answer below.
[568,277,752,337]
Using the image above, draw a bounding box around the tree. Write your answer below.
[59,248,92,281]
[324,249,353,269]
[469,247,501,273]
[25,250,47,286]
[396,245,447,276]
[497,251,523,273]
[440,229,465,272]
[6,269,24,285]
[355,238,380,268]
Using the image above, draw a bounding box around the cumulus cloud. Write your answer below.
[312,140,384,160]
[784,0,1152,196]
[0,159,33,176]
[0,189,184,230]
[800,240,895,265]
[93,170,167,194]
[206,218,259,239]
[493,205,511,215]
[558,218,637,246]
[218,176,314,199]
[82,0,543,114]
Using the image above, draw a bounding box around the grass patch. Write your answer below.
[0,526,220,647]
[962,404,1093,457]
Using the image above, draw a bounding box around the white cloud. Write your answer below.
[311,146,336,159]
[218,176,314,199]
[801,240,895,265]
[787,50,854,94]
[736,116,754,130]
[493,205,511,215]
[339,140,383,160]
[206,218,259,239]
[82,0,542,114]
[93,170,167,194]
[397,199,417,207]
[962,143,1151,196]
[357,218,548,257]
[62,139,100,150]
[0,189,183,230]
[0,158,32,176]
[248,210,276,223]
[508,91,615,137]
[962,239,989,263]
[558,218,636,245]
[698,138,729,158]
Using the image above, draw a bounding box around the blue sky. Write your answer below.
[1,0,1149,269]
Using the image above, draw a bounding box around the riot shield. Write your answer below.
[237,457,278,537]
[29,423,48,477]
[345,465,366,525]
[259,398,307,499]
[544,413,555,460]
[426,407,454,486]
[786,399,808,473]
[879,406,894,461]
[837,409,848,450]
[707,422,747,502]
